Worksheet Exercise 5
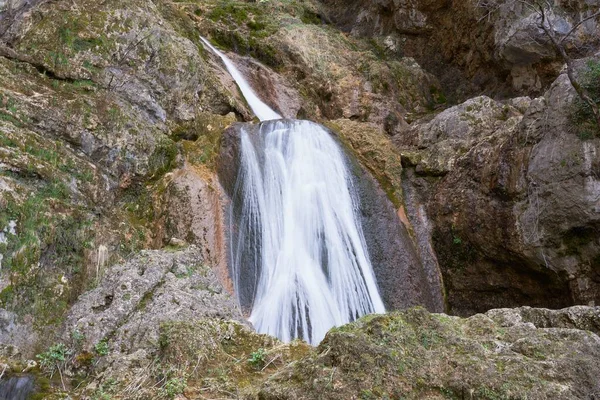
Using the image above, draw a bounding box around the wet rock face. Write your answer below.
[395,63,600,315]
[217,121,444,314]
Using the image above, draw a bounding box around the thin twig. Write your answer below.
[559,11,600,44]
[261,354,281,371]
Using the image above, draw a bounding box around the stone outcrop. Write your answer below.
[63,247,244,388]
[395,58,600,315]
[318,0,600,98]
[258,306,600,399]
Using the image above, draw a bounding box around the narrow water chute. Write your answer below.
[200,37,281,121]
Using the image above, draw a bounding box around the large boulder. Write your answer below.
[396,59,600,315]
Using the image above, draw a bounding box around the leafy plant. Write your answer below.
[162,377,187,399]
[94,339,109,356]
[247,348,267,368]
[36,343,71,376]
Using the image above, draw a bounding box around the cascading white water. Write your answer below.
[201,37,385,345]
[200,37,281,121]
[233,120,385,345]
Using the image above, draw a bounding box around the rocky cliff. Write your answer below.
[0,0,598,398]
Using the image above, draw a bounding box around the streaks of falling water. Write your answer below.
[200,37,282,121]
[201,36,385,344]
[0,376,35,400]
[232,120,385,345]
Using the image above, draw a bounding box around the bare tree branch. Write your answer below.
[523,0,600,131]
[559,11,600,44]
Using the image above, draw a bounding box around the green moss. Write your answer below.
[570,59,600,139]
[211,29,282,69]
[325,120,404,208]
[300,9,322,25]
[148,137,178,178]
[208,2,250,24]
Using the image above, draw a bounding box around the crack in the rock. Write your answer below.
[0,43,86,83]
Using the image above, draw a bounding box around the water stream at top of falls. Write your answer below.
[200,37,281,121]
[201,38,385,345]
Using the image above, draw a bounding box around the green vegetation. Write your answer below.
[247,348,267,368]
[162,377,187,399]
[148,137,178,179]
[571,60,600,139]
[0,181,92,326]
[37,343,71,376]
[94,340,109,356]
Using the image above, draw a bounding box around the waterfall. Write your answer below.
[233,120,385,344]
[202,38,385,345]
[200,37,281,121]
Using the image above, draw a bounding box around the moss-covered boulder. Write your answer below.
[259,307,600,399]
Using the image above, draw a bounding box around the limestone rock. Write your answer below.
[63,247,243,376]
[319,0,600,97]
[396,57,600,315]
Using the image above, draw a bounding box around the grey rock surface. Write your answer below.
[395,57,600,315]
[64,246,244,373]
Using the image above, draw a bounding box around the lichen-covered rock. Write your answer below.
[64,246,242,350]
[487,306,600,335]
[398,96,523,175]
[63,247,244,390]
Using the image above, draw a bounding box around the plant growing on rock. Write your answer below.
[94,339,109,356]
[162,377,187,399]
[247,348,267,369]
[36,343,72,390]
